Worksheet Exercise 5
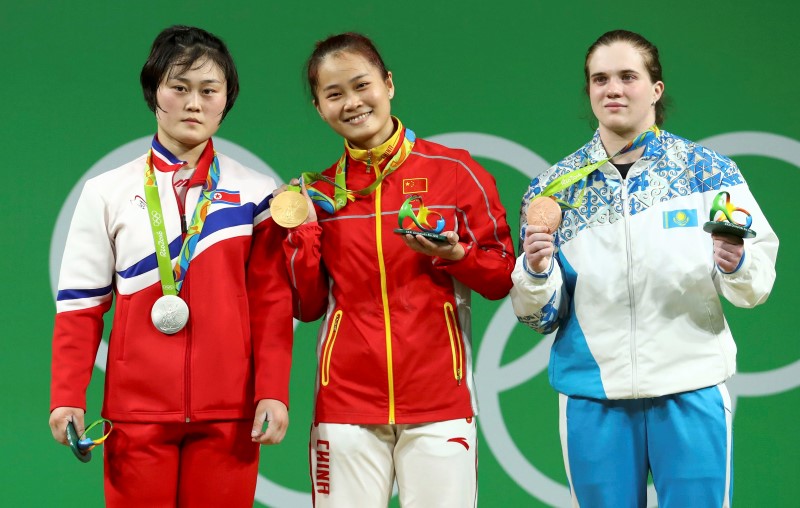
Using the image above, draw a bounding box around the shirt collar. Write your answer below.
[344,117,403,166]
[151,135,215,186]
[585,128,664,164]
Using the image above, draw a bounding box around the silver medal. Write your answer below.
[151,294,189,334]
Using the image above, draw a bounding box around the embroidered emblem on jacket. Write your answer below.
[402,178,428,194]
[663,209,698,229]
[212,189,241,205]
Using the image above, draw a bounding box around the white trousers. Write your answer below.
[310,418,478,507]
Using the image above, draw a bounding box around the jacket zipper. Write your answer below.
[374,165,396,424]
[183,278,191,422]
[172,173,192,422]
[622,183,639,397]
[443,303,464,385]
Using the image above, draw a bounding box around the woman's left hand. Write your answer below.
[251,398,289,445]
[712,232,744,272]
[402,231,465,261]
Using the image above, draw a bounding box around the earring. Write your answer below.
[651,101,655,106]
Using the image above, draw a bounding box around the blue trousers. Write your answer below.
[559,384,733,508]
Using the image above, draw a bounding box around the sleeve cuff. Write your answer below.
[717,250,747,275]
[432,242,472,267]
[523,256,553,279]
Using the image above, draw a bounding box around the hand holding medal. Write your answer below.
[522,197,560,274]
[526,196,562,234]
[270,177,316,228]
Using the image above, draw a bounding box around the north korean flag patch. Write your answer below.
[212,189,241,205]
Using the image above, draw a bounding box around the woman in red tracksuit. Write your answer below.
[282,32,515,507]
[48,25,293,507]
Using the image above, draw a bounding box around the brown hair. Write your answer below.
[584,30,666,125]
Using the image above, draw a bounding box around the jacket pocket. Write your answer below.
[110,295,130,361]
[238,294,251,358]
[321,310,343,386]
[443,302,464,385]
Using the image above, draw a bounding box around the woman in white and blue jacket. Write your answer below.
[510,30,778,508]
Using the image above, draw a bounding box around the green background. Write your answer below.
[2,1,798,506]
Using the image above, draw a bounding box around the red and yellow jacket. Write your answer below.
[285,122,514,425]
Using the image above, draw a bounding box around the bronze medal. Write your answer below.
[526,196,562,234]
[271,190,309,228]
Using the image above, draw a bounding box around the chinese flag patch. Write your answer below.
[402,178,428,194]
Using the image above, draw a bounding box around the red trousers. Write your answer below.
[103,420,259,508]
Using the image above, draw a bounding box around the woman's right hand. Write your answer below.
[49,406,84,445]
[522,225,555,273]
[271,177,317,225]
[297,177,318,224]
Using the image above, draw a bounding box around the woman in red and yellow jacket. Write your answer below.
[280,32,514,508]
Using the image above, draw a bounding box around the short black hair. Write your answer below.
[140,25,239,122]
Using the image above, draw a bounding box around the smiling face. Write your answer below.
[155,58,227,156]
[313,51,395,150]
[587,41,664,140]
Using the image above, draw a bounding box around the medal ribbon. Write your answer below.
[293,117,416,214]
[542,125,660,208]
[144,148,220,294]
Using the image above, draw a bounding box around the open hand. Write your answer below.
[402,231,465,261]
[251,399,289,445]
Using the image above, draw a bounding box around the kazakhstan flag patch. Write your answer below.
[663,209,698,229]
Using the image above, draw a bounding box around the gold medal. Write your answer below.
[271,190,309,228]
[526,196,562,234]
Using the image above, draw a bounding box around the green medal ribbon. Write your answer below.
[144,150,220,295]
[144,152,178,297]
[288,118,416,214]
[542,125,660,208]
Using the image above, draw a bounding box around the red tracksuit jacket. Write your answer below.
[51,138,293,423]
[285,124,514,425]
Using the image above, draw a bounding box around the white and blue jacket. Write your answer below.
[510,129,778,399]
